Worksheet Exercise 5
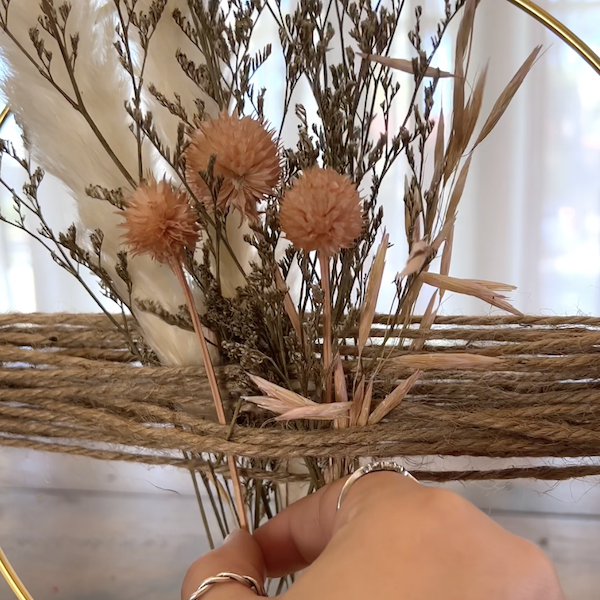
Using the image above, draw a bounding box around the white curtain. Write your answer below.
[1,0,599,317]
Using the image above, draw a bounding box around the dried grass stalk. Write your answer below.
[434,110,445,175]
[349,376,365,427]
[440,225,454,278]
[334,356,349,404]
[446,156,472,225]
[460,64,488,151]
[358,379,374,427]
[275,267,302,339]
[333,355,349,429]
[450,0,477,147]
[358,232,389,354]
[410,291,438,352]
[171,261,248,530]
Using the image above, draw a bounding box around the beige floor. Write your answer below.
[0,450,598,600]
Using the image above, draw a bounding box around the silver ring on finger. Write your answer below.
[336,460,419,511]
[188,572,267,599]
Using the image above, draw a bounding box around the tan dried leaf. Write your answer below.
[432,110,446,184]
[404,176,411,241]
[431,216,456,253]
[368,370,422,425]
[397,239,429,279]
[460,64,488,151]
[440,224,454,278]
[358,379,374,427]
[455,0,477,70]
[333,355,349,404]
[275,267,302,339]
[471,279,517,291]
[475,45,543,148]
[446,155,472,223]
[333,355,349,429]
[358,232,389,355]
[452,0,477,138]
[349,376,365,426]
[410,290,438,351]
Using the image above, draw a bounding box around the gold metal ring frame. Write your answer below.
[0,1,598,598]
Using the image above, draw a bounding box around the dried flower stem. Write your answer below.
[319,252,333,403]
[170,259,248,531]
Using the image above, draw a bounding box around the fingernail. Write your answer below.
[224,529,244,544]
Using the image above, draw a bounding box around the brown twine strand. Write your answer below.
[2,314,600,481]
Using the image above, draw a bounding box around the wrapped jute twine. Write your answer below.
[2,313,600,482]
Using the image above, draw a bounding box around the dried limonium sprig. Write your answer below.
[280,167,364,402]
[121,179,249,531]
[185,111,281,222]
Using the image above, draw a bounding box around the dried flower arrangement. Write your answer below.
[0,0,556,559]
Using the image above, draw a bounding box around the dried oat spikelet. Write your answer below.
[121,179,199,263]
[368,370,422,425]
[280,167,363,256]
[420,272,522,316]
[185,111,281,222]
[358,52,454,78]
[244,375,352,422]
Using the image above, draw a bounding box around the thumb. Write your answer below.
[181,530,266,600]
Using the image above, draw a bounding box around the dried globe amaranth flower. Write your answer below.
[120,179,199,263]
[185,112,281,222]
[280,167,364,256]
[121,177,247,528]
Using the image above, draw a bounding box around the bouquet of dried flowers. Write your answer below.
[0,0,540,547]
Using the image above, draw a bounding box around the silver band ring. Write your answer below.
[336,460,418,511]
[188,572,267,599]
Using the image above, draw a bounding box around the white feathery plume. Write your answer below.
[0,1,232,365]
[140,0,220,133]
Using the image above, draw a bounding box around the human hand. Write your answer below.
[182,471,564,600]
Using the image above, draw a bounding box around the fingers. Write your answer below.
[254,470,421,577]
[181,530,266,600]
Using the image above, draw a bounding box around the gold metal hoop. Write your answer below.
[0,2,599,600]
[507,0,600,76]
[0,546,33,600]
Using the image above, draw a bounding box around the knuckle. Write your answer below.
[509,537,563,597]
[521,540,559,580]
[420,487,471,519]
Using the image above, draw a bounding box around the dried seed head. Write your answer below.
[185,112,281,222]
[121,179,199,263]
[280,167,363,256]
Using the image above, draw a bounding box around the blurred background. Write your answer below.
[0,1,599,599]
